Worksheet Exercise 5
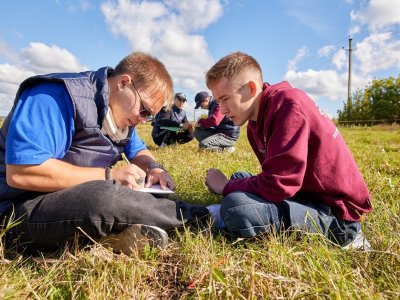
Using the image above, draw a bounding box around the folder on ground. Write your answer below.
[160,126,182,132]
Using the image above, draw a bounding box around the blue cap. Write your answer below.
[194,91,210,109]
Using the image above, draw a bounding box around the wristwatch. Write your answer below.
[105,167,112,180]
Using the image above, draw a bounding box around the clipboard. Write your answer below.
[160,126,182,132]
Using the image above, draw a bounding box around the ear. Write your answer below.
[119,74,131,89]
[248,80,257,97]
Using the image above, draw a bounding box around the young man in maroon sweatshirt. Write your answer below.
[205,52,372,249]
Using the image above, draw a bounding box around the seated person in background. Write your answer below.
[193,91,240,152]
[152,92,194,147]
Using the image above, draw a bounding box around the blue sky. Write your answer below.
[1,0,399,119]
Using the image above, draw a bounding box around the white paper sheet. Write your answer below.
[138,184,174,195]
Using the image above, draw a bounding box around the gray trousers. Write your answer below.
[3,180,207,250]
[194,127,237,150]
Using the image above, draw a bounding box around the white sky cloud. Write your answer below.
[0,43,86,116]
[351,0,400,30]
[287,47,309,71]
[21,43,86,74]
[355,31,400,74]
[285,69,347,101]
[101,0,222,92]
[285,0,400,112]
[332,49,347,70]
[165,0,223,31]
[0,64,35,116]
[284,68,369,107]
[318,45,336,57]
[349,25,360,35]
[0,41,19,62]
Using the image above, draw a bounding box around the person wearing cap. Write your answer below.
[193,91,240,152]
[151,92,194,147]
[203,51,372,250]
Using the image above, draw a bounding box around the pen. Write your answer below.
[122,153,148,185]
[121,153,130,165]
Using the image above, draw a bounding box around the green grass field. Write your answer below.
[1,123,399,299]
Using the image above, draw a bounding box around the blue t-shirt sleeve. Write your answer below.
[124,127,147,160]
[6,82,75,165]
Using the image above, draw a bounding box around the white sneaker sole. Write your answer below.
[342,230,371,251]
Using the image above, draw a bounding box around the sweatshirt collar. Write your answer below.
[251,81,292,134]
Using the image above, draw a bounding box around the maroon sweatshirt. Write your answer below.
[223,82,372,221]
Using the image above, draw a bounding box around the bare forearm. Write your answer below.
[130,149,157,171]
[6,158,106,192]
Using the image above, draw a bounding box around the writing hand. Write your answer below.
[110,164,147,190]
[145,168,176,190]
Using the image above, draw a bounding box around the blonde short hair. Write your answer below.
[114,52,174,109]
[206,51,263,89]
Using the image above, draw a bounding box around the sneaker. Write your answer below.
[207,204,226,230]
[99,224,168,255]
[225,146,236,153]
[342,230,371,251]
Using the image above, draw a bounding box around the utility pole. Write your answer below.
[343,36,356,105]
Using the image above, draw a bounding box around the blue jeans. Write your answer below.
[220,172,360,246]
[2,180,208,250]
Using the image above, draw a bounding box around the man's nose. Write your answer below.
[220,105,228,115]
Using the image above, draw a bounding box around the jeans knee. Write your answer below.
[72,181,124,217]
[220,193,282,238]
[230,171,252,180]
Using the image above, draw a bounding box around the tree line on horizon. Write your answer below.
[337,74,400,125]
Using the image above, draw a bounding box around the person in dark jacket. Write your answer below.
[193,91,240,152]
[0,52,207,255]
[204,51,372,249]
[151,92,194,147]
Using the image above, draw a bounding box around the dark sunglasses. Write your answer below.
[131,80,154,122]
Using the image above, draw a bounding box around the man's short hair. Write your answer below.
[205,51,262,89]
[114,52,174,110]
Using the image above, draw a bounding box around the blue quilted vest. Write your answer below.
[0,67,133,206]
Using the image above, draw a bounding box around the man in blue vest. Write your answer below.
[0,52,207,255]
